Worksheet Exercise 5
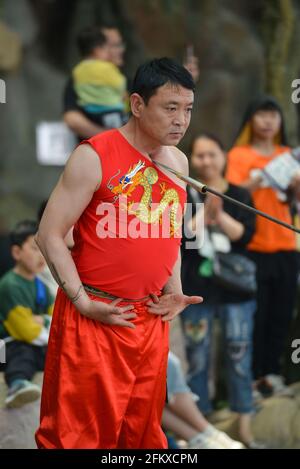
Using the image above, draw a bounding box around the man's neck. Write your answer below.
[13,265,35,281]
[120,120,163,161]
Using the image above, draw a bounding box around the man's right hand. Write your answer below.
[77,296,137,329]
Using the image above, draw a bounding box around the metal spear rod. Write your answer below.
[155,161,300,235]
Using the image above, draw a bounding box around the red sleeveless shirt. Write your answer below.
[71,129,187,299]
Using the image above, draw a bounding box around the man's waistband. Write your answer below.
[83,284,157,303]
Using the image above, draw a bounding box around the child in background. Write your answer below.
[0,220,54,408]
[72,27,127,128]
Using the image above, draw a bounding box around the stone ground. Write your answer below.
[0,372,42,449]
[1,317,300,448]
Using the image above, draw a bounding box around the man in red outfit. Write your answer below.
[35,58,202,449]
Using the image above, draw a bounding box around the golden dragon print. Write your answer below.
[111,160,182,236]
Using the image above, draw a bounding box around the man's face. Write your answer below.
[102,28,125,67]
[131,83,194,146]
[12,235,45,276]
[191,137,225,180]
[251,109,282,141]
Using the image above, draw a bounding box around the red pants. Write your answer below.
[35,289,169,449]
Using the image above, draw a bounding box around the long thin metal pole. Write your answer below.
[155,161,300,235]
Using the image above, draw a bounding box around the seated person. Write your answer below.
[163,352,244,449]
[0,220,54,408]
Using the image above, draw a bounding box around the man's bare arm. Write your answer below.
[64,110,105,139]
[36,144,100,309]
[163,250,183,295]
[36,144,136,327]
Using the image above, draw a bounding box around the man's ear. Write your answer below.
[11,245,21,262]
[130,93,145,117]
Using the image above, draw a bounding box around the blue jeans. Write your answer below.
[180,300,256,414]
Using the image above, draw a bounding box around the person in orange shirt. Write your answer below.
[226,96,299,397]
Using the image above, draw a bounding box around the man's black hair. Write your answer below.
[76,27,107,57]
[131,57,195,104]
[10,220,38,247]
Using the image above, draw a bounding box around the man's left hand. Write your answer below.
[146,293,203,322]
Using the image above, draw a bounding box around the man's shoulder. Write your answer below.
[170,145,187,159]
[169,146,189,174]
[75,129,119,158]
[88,129,119,146]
